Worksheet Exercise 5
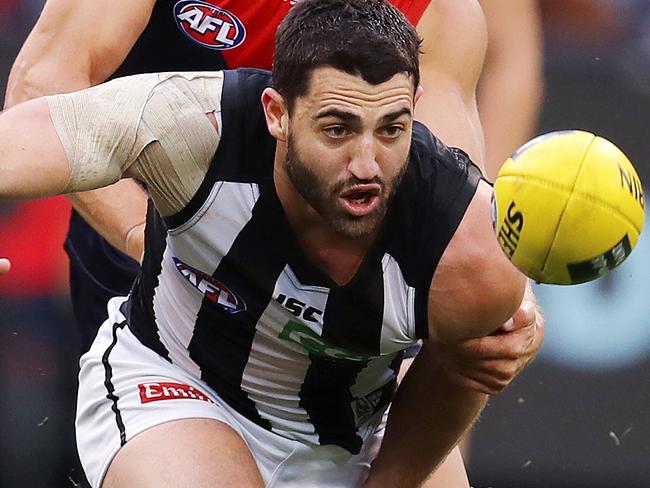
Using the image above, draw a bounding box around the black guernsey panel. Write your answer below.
[383,126,483,338]
[127,203,171,362]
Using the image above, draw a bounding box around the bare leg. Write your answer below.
[397,358,470,488]
[102,418,264,488]
[421,447,470,488]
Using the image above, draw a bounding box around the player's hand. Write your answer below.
[432,285,544,395]
[0,258,11,276]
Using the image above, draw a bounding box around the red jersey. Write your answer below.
[172,0,430,69]
[118,0,432,77]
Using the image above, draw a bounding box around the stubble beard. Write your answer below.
[283,134,408,239]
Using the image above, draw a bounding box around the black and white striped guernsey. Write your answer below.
[127,69,481,454]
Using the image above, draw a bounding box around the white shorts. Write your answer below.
[77,297,387,488]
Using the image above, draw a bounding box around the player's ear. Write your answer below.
[414,84,424,106]
[262,88,288,142]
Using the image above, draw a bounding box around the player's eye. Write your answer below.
[379,125,405,139]
[323,125,350,139]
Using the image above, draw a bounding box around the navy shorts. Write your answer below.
[65,210,140,353]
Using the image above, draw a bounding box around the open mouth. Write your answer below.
[339,184,381,217]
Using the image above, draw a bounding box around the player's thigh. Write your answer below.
[77,297,262,487]
[420,447,470,488]
[103,418,263,488]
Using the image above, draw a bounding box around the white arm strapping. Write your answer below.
[46,71,223,215]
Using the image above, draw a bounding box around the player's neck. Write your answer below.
[274,162,375,286]
[300,232,369,286]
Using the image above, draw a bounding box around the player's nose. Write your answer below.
[347,135,379,181]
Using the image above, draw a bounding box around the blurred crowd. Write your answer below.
[0,1,649,487]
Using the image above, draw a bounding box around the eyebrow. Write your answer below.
[314,109,361,126]
[378,107,412,125]
[314,106,412,126]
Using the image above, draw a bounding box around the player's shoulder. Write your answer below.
[428,177,526,341]
[409,122,481,185]
[214,69,276,181]
[221,68,272,105]
[381,124,482,294]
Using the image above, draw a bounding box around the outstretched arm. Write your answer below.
[0,99,73,199]
[0,72,221,274]
[1,72,221,210]
[367,0,544,479]
[4,0,155,260]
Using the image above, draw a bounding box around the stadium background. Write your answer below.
[0,1,648,486]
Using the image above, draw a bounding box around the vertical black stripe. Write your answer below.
[188,189,289,429]
[214,70,276,182]
[300,253,385,454]
[165,69,274,229]
[414,287,429,339]
[377,352,404,412]
[127,202,171,361]
[102,320,128,446]
[384,124,482,339]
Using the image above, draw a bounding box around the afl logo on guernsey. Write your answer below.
[173,257,247,314]
[174,0,246,50]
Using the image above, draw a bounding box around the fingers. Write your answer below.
[0,258,11,276]
[442,353,532,394]
[431,296,546,395]
[447,326,536,361]
[433,320,540,394]
[443,367,511,395]
[503,300,536,332]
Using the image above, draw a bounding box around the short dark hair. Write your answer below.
[273,0,422,112]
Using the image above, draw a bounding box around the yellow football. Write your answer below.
[493,130,645,284]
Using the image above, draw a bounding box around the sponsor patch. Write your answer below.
[279,320,372,362]
[173,257,246,314]
[139,382,212,404]
[174,0,246,50]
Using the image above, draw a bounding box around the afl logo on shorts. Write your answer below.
[174,0,246,50]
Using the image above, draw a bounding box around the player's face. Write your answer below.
[285,66,415,238]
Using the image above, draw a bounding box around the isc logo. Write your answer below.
[174,0,246,50]
[276,293,323,323]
